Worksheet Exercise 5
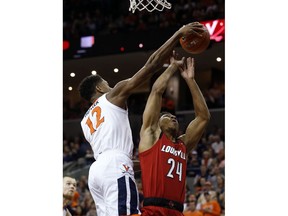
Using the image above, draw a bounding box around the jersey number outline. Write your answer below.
[85,106,104,134]
[167,158,183,181]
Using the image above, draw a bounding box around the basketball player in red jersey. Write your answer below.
[138,53,210,216]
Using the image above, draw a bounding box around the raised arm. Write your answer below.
[108,22,206,106]
[139,53,185,153]
[178,57,210,153]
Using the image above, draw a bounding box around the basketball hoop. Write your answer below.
[129,0,172,13]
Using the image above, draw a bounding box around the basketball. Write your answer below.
[180,26,210,54]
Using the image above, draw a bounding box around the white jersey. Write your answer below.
[81,93,134,160]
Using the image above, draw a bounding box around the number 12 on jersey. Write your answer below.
[86,106,105,135]
[167,158,183,181]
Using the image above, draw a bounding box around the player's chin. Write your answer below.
[172,121,178,127]
[169,124,178,133]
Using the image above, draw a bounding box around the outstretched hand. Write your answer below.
[179,57,195,80]
[179,22,206,38]
[170,50,185,68]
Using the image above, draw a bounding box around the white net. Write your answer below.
[129,0,172,13]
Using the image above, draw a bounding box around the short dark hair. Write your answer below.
[159,111,171,119]
[78,75,103,102]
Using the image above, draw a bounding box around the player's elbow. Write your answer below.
[199,110,211,122]
[198,114,210,127]
[203,114,211,125]
[205,111,211,121]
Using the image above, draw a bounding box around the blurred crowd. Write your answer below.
[63,0,225,40]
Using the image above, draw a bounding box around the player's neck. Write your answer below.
[90,93,102,103]
[164,132,177,143]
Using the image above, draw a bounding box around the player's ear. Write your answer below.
[96,85,104,94]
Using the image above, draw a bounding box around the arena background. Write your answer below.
[63,0,226,215]
[3,0,288,216]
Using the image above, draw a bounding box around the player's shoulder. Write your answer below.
[111,79,129,92]
[177,134,186,144]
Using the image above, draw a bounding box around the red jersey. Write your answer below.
[139,133,187,204]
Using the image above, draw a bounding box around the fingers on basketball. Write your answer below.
[180,26,210,54]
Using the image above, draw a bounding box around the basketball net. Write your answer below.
[129,0,172,13]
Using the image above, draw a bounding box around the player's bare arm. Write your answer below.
[139,53,185,153]
[178,57,210,153]
[107,22,205,108]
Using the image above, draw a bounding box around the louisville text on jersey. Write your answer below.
[160,145,185,159]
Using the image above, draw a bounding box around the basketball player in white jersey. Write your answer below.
[63,176,77,216]
[78,22,206,216]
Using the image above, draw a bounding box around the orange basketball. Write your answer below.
[180,26,210,54]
